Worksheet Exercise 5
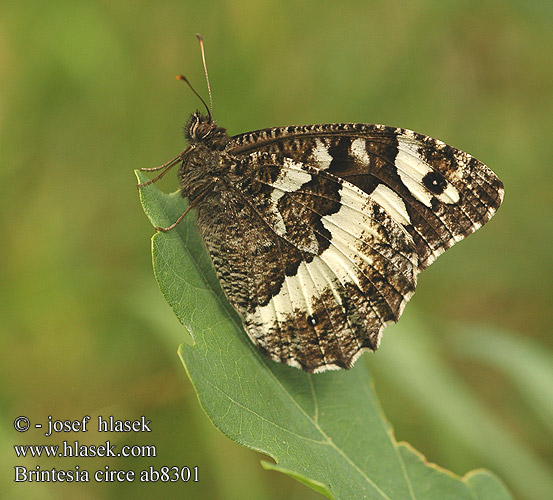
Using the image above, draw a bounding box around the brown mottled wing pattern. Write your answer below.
[190,123,503,372]
[194,154,418,372]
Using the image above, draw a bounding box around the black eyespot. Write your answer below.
[307,315,317,326]
[422,171,447,195]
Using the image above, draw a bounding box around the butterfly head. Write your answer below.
[185,110,229,149]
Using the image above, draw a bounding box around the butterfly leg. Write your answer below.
[154,180,215,232]
[137,151,188,188]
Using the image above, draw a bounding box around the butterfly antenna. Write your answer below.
[176,74,210,118]
[196,33,213,118]
[175,34,213,119]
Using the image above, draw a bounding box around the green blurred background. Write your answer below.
[2,1,552,499]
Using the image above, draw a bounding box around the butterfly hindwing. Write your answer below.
[193,152,419,371]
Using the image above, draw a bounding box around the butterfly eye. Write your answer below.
[197,123,212,139]
[189,115,211,140]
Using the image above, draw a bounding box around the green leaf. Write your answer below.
[136,170,514,500]
[465,470,517,500]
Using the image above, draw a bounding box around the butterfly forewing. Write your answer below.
[227,123,504,269]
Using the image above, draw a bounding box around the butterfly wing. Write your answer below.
[195,154,418,372]
[227,123,504,269]
[193,123,503,372]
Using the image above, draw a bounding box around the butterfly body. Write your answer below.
[172,110,504,373]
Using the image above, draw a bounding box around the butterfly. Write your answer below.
[139,35,504,373]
